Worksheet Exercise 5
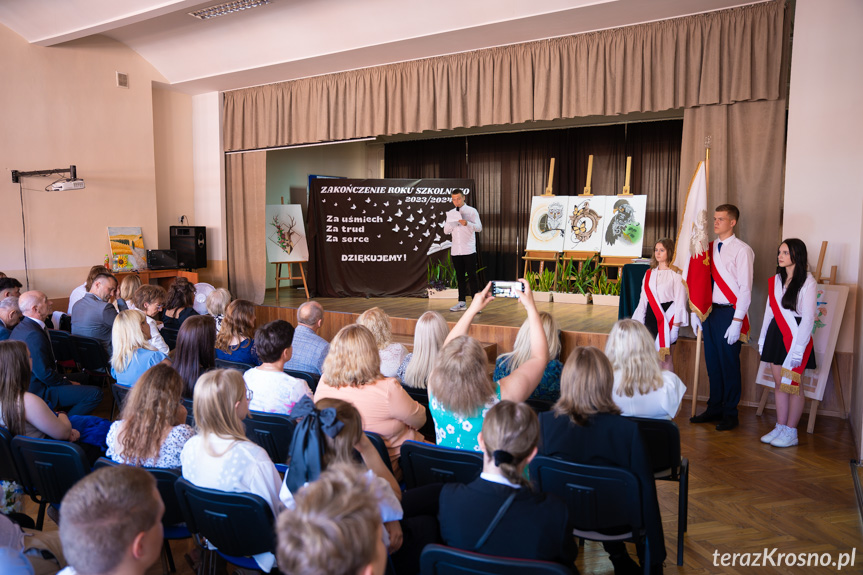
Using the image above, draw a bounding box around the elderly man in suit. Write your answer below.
[71,271,119,354]
[11,291,102,415]
[0,297,22,340]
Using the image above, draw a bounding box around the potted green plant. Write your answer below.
[591,268,622,307]
[427,254,459,299]
[553,257,595,304]
[525,268,554,302]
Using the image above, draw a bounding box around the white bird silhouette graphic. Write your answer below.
[423,229,431,237]
[365,197,371,203]
[347,197,352,202]
[333,202,338,207]
[403,226,410,232]
[377,235,381,238]
[397,200,403,205]
[413,246,419,251]
[322,199,326,203]
[434,234,441,241]
[374,203,377,207]
[408,232,414,238]
[392,224,400,232]
[406,214,415,222]
[350,204,356,210]
[417,208,423,214]
[399,241,403,245]
[438,222,445,228]
[419,217,427,225]
[394,209,403,217]
[387,216,392,222]
[383,201,389,207]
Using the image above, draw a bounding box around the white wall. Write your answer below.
[192,92,227,286]
[783,0,863,456]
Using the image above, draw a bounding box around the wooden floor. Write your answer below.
[25,393,861,574]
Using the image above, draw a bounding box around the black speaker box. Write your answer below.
[147,249,179,270]
[169,226,207,269]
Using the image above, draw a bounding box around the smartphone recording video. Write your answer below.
[491,281,525,299]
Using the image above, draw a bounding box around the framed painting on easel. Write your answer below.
[526,196,568,252]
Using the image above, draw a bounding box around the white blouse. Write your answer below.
[612,370,687,420]
[379,342,408,378]
[632,268,688,327]
[758,273,817,355]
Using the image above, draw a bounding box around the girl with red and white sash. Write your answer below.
[632,238,688,371]
[758,239,817,448]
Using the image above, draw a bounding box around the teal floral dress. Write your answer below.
[429,384,501,451]
[493,357,563,402]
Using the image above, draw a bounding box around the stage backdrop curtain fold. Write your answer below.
[225,152,267,303]
[223,0,785,151]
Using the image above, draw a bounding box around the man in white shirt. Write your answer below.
[443,189,483,312]
[57,466,164,575]
[690,204,754,431]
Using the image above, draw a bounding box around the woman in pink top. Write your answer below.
[314,324,426,478]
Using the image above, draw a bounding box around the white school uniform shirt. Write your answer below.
[711,234,755,320]
[443,204,482,256]
[612,370,687,420]
[632,268,689,327]
[758,273,818,355]
[244,367,312,415]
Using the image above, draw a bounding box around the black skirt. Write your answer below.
[761,317,817,369]
[644,301,673,340]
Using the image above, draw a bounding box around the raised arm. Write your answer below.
[443,282,494,346]
[500,279,549,403]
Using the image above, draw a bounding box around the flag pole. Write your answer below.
[691,145,709,417]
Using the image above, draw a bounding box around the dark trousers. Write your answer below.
[453,253,479,302]
[44,374,103,416]
[702,305,742,418]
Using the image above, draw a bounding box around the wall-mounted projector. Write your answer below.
[51,179,86,191]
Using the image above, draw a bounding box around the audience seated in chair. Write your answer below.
[11,291,102,416]
[70,272,119,355]
[0,512,67,574]
[606,319,686,420]
[0,296,22,341]
[357,307,407,378]
[0,340,81,442]
[315,324,426,478]
[205,287,231,334]
[110,310,170,388]
[0,277,22,299]
[174,315,216,399]
[116,275,142,312]
[66,265,108,315]
[244,320,311,416]
[215,299,261,366]
[428,280,546,452]
[277,463,389,575]
[397,310,448,389]
[285,300,330,376]
[162,278,198,330]
[538,346,666,575]
[131,285,170,355]
[107,363,194,469]
[57,465,164,575]
[180,369,283,571]
[494,311,563,402]
[439,400,578,571]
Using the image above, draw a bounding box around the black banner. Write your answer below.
[308,178,476,297]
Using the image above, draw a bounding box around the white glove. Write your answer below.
[690,312,702,334]
[724,320,742,345]
[788,350,803,369]
[670,326,679,344]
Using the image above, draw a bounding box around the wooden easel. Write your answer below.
[273,196,310,301]
[755,240,846,433]
[522,158,561,288]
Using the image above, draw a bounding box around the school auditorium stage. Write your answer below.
[256,288,852,423]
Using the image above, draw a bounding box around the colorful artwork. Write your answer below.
[265,205,309,263]
[107,227,146,271]
[756,284,849,402]
[526,196,567,252]
[563,196,607,253]
[599,195,647,258]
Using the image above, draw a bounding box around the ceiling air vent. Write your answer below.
[189,0,272,20]
[116,72,129,89]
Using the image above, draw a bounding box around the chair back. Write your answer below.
[420,544,572,575]
[160,327,179,350]
[11,436,90,505]
[174,477,275,557]
[70,334,111,375]
[111,384,132,418]
[400,386,436,440]
[48,329,77,370]
[529,456,644,534]
[400,441,483,489]
[284,369,320,392]
[525,398,555,413]
[402,385,429,406]
[94,457,186,526]
[243,411,296,466]
[364,431,394,475]
[628,417,682,478]
[215,358,254,373]
[0,427,20,483]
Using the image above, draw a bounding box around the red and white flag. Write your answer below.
[672,161,712,320]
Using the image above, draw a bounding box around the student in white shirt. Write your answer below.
[757,239,817,448]
[244,320,312,416]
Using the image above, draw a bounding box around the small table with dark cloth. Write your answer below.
[618,263,649,320]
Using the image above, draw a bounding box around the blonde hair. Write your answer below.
[428,335,495,418]
[215,299,257,352]
[119,275,142,302]
[650,238,675,269]
[403,311,449,389]
[192,369,248,456]
[111,310,156,374]
[206,288,232,317]
[356,307,393,350]
[321,324,382,388]
[277,463,382,575]
[605,319,664,397]
[480,401,538,488]
[497,311,560,374]
[554,346,620,426]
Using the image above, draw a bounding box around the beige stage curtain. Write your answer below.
[224,0,785,151]
[225,152,267,303]
[677,98,787,339]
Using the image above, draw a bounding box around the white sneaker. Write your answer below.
[761,424,784,444]
[770,427,798,448]
[449,301,467,312]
